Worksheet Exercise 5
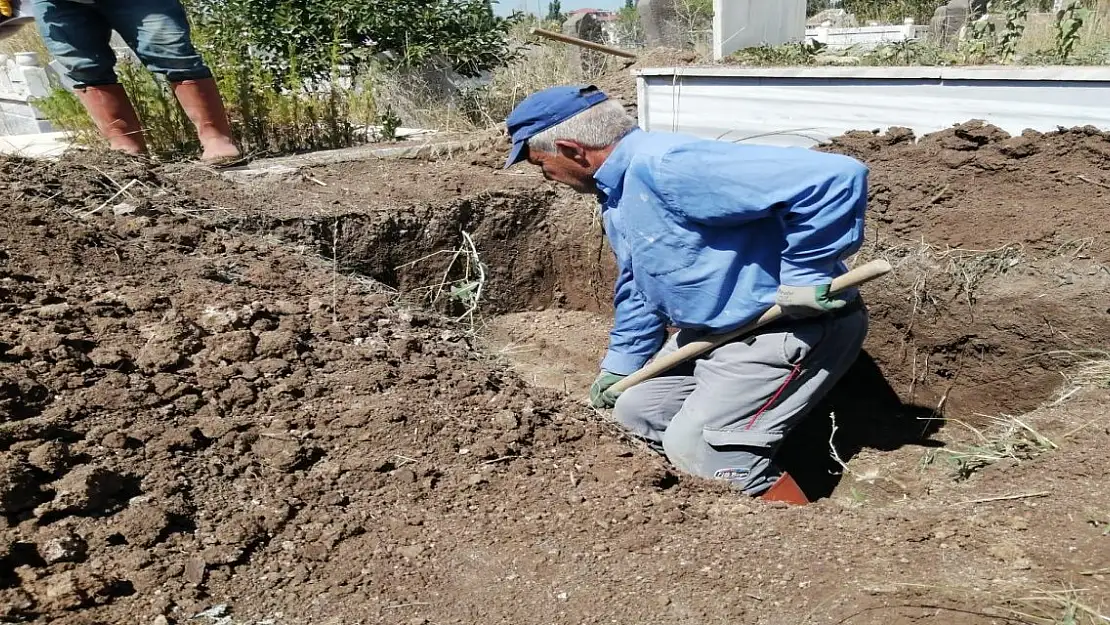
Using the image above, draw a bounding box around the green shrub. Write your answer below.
[184,0,515,79]
[34,55,377,160]
[839,0,943,24]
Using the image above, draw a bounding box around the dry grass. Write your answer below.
[372,22,621,134]
[1035,349,1110,404]
[860,237,1026,325]
[932,412,1058,480]
[1068,354,1110,388]
[886,583,1108,625]
[0,24,49,58]
[1004,586,1110,625]
[393,230,488,333]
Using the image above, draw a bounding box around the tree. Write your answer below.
[615,2,645,45]
[673,0,713,40]
[807,0,834,16]
[546,0,565,23]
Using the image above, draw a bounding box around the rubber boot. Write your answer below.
[74,84,147,156]
[170,77,242,165]
[759,472,809,505]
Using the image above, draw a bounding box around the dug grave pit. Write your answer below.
[205,123,1110,424]
[193,128,1110,503]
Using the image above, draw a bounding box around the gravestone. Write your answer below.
[0,52,57,135]
[638,0,685,48]
[713,0,806,60]
[563,12,606,76]
[929,0,989,47]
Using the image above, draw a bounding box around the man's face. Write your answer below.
[527,142,598,195]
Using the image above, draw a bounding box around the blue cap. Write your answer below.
[504,85,609,169]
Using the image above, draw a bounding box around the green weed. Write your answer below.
[730,41,827,66]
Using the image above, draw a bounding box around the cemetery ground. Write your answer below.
[1,116,1109,625]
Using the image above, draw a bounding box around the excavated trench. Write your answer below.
[211,122,1110,432]
[240,185,1109,427]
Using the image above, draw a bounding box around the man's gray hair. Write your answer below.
[527,99,637,155]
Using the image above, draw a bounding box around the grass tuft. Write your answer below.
[934,413,1058,481]
[394,230,488,333]
[1004,586,1110,625]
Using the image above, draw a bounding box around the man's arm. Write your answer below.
[601,260,667,376]
[651,143,868,287]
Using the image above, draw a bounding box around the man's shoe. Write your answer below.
[759,472,809,505]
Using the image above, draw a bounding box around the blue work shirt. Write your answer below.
[593,128,868,375]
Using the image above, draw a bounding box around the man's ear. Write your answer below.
[554,140,589,166]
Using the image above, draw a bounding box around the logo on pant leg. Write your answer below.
[713,468,750,482]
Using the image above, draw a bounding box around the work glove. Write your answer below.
[0,0,12,19]
[775,284,847,319]
[589,370,625,409]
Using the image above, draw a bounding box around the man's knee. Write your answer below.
[53,54,118,87]
[659,420,704,476]
[31,4,117,86]
[611,385,656,437]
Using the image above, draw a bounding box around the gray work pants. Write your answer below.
[612,303,868,495]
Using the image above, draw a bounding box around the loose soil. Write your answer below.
[1,121,1108,625]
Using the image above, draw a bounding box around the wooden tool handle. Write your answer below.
[608,259,893,394]
[530,27,639,60]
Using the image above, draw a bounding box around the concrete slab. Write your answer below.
[237,129,500,174]
[0,131,72,158]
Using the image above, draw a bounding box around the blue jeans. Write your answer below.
[29,0,211,87]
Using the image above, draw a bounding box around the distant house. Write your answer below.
[567,8,617,21]
[566,8,621,45]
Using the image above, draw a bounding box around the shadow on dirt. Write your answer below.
[778,350,943,500]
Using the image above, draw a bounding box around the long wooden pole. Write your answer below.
[608,259,894,394]
[530,27,639,60]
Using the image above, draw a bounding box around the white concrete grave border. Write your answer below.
[634,66,1110,147]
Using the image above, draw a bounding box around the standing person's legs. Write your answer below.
[613,305,869,499]
[99,0,240,163]
[29,0,147,154]
[98,0,210,83]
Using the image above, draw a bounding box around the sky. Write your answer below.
[493,0,626,16]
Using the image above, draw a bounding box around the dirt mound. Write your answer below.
[819,121,1110,259]
[811,121,1110,415]
[0,153,653,624]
